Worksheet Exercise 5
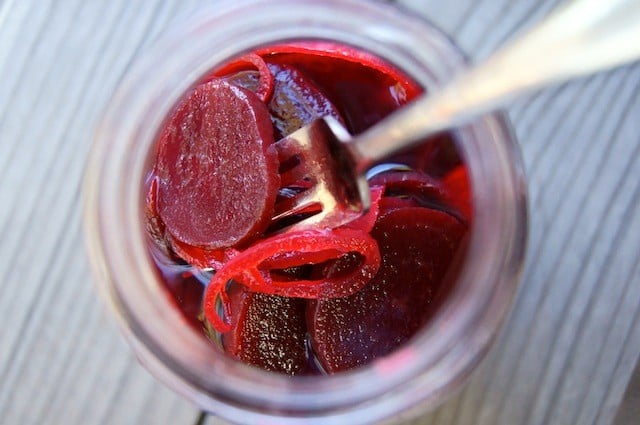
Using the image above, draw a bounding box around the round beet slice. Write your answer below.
[370,170,469,221]
[211,53,275,103]
[370,170,447,208]
[155,79,279,249]
[266,62,344,139]
[307,206,466,373]
[442,165,472,222]
[221,284,311,375]
[260,43,421,134]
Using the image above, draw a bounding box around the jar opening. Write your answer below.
[143,40,472,378]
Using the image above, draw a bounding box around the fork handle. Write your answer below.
[349,0,640,169]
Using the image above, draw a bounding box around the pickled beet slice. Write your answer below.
[144,176,170,255]
[257,42,420,100]
[260,43,420,134]
[266,62,344,139]
[167,234,237,271]
[155,79,279,250]
[308,206,466,373]
[155,263,205,332]
[221,284,310,375]
[370,170,450,213]
[340,185,383,234]
[386,132,462,177]
[442,165,472,221]
[212,53,274,103]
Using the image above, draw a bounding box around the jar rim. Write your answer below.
[83,0,527,422]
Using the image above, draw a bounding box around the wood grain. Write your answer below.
[399,1,640,425]
[0,1,201,424]
[0,0,637,424]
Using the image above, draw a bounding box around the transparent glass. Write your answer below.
[83,0,527,423]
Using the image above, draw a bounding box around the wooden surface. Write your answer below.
[0,0,638,424]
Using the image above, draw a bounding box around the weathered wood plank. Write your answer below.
[0,0,201,423]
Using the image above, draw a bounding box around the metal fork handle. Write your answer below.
[348,0,640,169]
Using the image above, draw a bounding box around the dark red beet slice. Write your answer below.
[211,53,274,103]
[257,42,417,87]
[145,176,170,255]
[155,79,279,250]
[370,170,452,214]
[308,206,466,373]
[442,165,472,222]
[167,233,237,271]
[266,62,344,139]
[221,284,311,375]
[155,263,205,332]
[340,185,383,234]
[386,132,462,177]
[376,196,421,215]
[260,43,420,134]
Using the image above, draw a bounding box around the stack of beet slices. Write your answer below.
[145,44,471,374]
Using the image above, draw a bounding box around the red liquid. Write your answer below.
[145,43,471,375]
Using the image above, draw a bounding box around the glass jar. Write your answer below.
[83,0,527,423]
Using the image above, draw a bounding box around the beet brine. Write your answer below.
[145,43,472,375]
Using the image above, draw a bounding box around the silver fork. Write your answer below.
[274,0,640,231]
